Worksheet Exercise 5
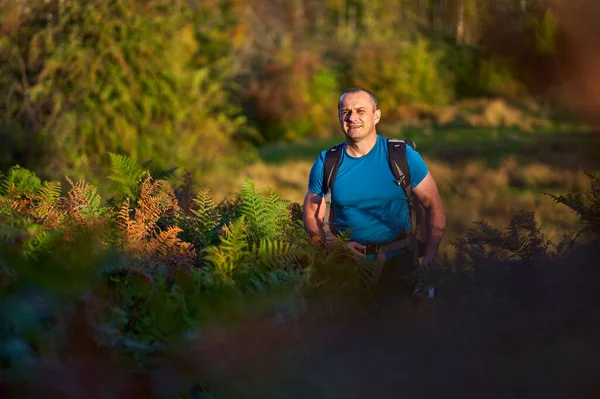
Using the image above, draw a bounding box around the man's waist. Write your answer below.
[364,230,412,256]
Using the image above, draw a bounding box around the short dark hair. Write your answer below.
[338,87,379,112]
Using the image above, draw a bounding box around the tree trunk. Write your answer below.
[456,0,465,44]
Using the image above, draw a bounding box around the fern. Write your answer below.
[22,228,59,260]
[0,166,41,197]
[36,181,62,207]
[239,179,271,241]
[265,190,293,240]
[239,179,291,242]
[108,153,145,200]
[205,217,249,282]
[116,175,195,274]
[34,181,64,228]
[63,177,107,222]
[174,186,221,256]
[246,239,306,285]
[545,171,600,236]
[192,187,220,234]
[445,209,550,274]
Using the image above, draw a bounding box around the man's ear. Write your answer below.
[374,109,381,124]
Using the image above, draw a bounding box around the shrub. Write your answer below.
[0,0,253,181]
[350,36,454,114]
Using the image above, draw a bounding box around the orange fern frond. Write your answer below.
[116,175,196,273]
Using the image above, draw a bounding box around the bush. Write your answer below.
[350,36,455,114]
[245,50,340,142]
[0,0,254,181]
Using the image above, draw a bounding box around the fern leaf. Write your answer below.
[63,177,106,222]
[108,153,145,199]
[0,166,41,196]
[192,187,220,233]
[205,216,248,281]
[33,181,64,228]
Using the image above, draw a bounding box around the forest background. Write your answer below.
[1,0,600,397]
[3,0,600,247]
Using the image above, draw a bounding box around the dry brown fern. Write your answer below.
[61,177,103,226]
[6,185,35,215]
[117,174,196,273]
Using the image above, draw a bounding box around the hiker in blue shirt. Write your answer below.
[303,88,446,297]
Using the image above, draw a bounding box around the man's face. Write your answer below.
[338,91,381,141]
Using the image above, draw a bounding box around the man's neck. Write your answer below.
[345,133,378,157]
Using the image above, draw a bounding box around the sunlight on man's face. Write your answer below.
[338,91,381,142]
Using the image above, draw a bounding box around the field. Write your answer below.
[215,125,600,251]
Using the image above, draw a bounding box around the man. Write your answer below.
[302,88,446,297]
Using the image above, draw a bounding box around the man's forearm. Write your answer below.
[425,204,446,258]
[304,216,323,239]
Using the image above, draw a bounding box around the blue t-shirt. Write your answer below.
[308,135,428,245]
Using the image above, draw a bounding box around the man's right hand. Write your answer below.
[302,191,366,257]
[347,241,367,257]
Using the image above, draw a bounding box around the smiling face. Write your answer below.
[338,90,381,142]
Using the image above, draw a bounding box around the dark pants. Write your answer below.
[375,251,418,305]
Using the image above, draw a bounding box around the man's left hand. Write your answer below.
[421,253,437,267]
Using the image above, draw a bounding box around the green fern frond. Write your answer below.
[108,153,145,199]
[239,179,277,241]
[545,171,600,235]
[192,187,220,233]
[0,166,42,197]
[239,179,265,219]
[266,190,292,238]
[22,228,59,260]
[250,239,305,271]
[472,221,503,245]
[33,181,64,224]
[204,216,249,282]
[36,181,62,205]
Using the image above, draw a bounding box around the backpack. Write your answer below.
[321,138,428,257]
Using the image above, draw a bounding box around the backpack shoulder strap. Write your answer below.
[387,138,420,247]
[322,143,344,195]
[321,143,344,246]
[387,138,415,195]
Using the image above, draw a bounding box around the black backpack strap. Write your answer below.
[321,143,344,246]
[322,143,344,195]
[387,139,414,195]
[387,138,419,262]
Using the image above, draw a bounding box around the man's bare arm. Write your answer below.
[302,191,326,242]
[412,172,446,262]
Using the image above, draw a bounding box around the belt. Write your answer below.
[365,232,417,285]
[365,233,412,256]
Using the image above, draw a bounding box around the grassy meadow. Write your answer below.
[212,124,600,253]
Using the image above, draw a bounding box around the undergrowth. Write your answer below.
[0,158,598,398]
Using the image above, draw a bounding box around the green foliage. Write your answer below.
[108,153,146,201]
[0,166,41,197]
[533,9,559,54]
[352,36,454,111]
[205,217,249,283]
[193,188,220,235]
[448,209,550,273]
[546,171,600,236]
[0,161,597,396]
[477,58,523,98]
[1,0,253,181]
[246,57,340,142]
[21,228,60,261]
[239,179,290,242]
